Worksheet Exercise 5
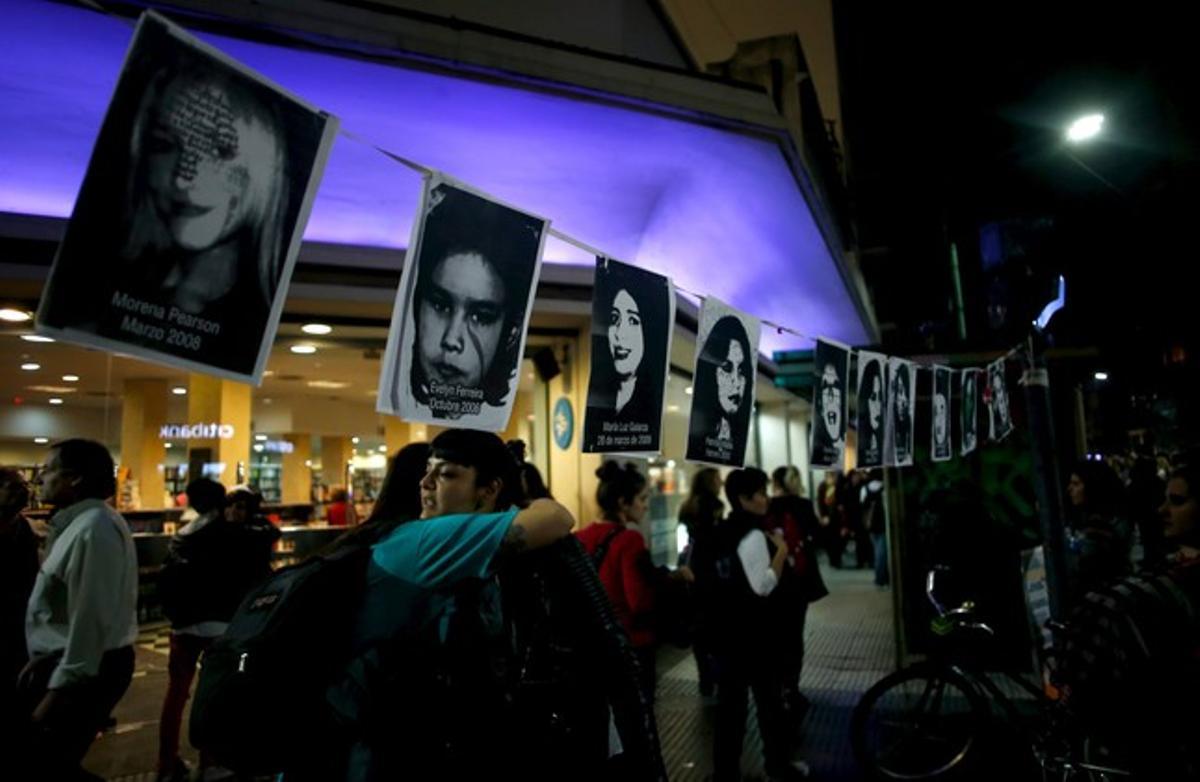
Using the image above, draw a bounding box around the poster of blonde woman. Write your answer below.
[36,11,338,383]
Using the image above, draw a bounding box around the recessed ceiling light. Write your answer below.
[301,323,333,335]
[378,445,387,453]
[164,443,173,449]
[306,380,349,389]
[62,374,79,382]
[253,444,265,453]
[290,344,317,355]
[171,386,188,395]
[351,436,360,444]
[20,363,40,371]
[48,398,63,405]
[255,434,268,442]
[33,437,49,444]
[20,334,54,343]
[0,308,32,322]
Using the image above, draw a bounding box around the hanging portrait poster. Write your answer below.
[34,11,338,384]
[582,257,674,453]
[884,357,918,467]
[810,339,850,470]
[932,365,953,462]
[377,174,547,431]
[961,368,979,456]
[987,357,1014,442]
[685,298,761,467]
[856,351,887,468]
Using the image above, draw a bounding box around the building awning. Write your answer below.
[0,0,871,355]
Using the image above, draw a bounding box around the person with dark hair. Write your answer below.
[576,461,657,699]
[988,361,1011,440]
[961,370,978,453]
[335,428,664,780]
[678,468,724,697]
[403,184,541,419]
[857,358,885,467]
[367,442,433,527]
[19,439,137,780]
[692,467,808,781]
[583,260,670,449]
[1160,463,1200,563]
[888,362,913,464]
[508,439,553,501]
[1,467,38,757]
[319,443,435,559]
[155,479,279,781]
[1065,459,1132,600]
[688,315,753,465]
[766,466,826,725]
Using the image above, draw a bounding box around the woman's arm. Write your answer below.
[737,530,784,597]
[495,498,574,561]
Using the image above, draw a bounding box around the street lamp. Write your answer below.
[1066,113,1104,143]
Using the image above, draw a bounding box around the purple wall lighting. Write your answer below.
[0,0,870,354]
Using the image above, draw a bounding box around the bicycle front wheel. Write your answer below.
[851,662,989,781]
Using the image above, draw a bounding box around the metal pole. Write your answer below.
[1020,331,1071,620]
[949,243,968,342]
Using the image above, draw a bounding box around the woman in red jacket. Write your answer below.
[576,461,657,701]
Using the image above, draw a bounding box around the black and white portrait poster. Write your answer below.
[378,174,547,431]
[809,339,850,470]
[35,11,338,383]
[884,357,917,467]
[987,358,1014,442]
[961,369,979,456]
[856,351,887,468]
[685,298,760,467]
[932,365,952,462]
[583,257,674,453]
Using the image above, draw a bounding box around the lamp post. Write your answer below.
[1023,276,1071,620]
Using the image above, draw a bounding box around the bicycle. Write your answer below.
[850,566,1131,781]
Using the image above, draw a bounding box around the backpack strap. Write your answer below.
[591,525,626,569]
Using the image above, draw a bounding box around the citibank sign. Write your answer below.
[159,423,236,440]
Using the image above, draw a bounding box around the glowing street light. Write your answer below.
[1066,113,1104,143]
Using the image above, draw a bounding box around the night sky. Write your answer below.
[838,4,1199,369]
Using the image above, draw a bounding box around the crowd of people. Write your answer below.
[5,431,1197,781]
[814,468,888,585]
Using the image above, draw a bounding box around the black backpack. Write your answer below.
[188,540,372,775]
[327,537,667,782]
